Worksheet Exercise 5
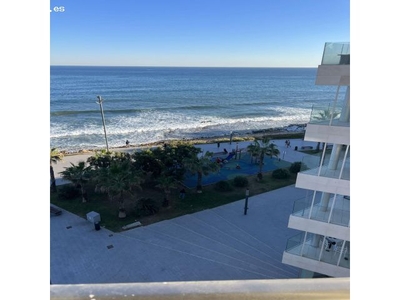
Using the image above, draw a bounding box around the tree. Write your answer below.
[94,160,143,217]
[156,173,178,207]
[86,150,114,169]
[266,142,280,159]
[60,161,92,202]
[183,151,219,192]
[109,161,143,217]
[315,108,340,122]
[246,143,259,164]
[149,142,200,181]
[50,148,64,192]
[91,166,113,200]
[132,149,164,179]
[247,136,271,179]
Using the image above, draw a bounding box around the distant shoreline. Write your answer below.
[59,124,306,156]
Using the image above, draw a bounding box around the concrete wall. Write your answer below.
[288,215,350,241]
[282,252,350,278]
[295,173,350,196]
[304,124,350,145]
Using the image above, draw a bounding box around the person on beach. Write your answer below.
[126,140,130,147]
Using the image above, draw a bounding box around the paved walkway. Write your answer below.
[51,138,318,284]
[51,185,309,284]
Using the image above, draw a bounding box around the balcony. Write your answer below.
[291,194,350,227]
[321,42,350,65]
[301,158,350,181]
[284,232,350,276]
[300,154,350,181]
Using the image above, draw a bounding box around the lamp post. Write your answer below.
[244,188,249,215]
[96,95,109,152]
[235,142,239,160]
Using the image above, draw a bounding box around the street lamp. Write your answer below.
[96,95,109,152]
[235,142,239,160]
[244,188,249,215]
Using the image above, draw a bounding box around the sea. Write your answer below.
[50,66,345,152]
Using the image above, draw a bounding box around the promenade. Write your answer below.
[51,138,317,284]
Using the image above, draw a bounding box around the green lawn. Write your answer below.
[51,170,297,232]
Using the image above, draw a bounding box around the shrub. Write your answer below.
[135,197,160,216]
[272,168,291,179]
[233,175,249,187]
[215,180,233,192]
[289,161,302,173]
[57,185,80,200]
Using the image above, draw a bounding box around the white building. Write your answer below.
[282,42,350,278]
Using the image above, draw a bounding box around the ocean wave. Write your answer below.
[50,66,341,152]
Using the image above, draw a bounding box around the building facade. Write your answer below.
[282,42,350,278]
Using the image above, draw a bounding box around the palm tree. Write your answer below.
[183,151,219,193]
[246,143,259,164]
[60,161,92,202]
[106,161,144,218]
[50,148,64,192]
[247,136,271,178]
[86,150,114,169]
[156,173,178,207]
[315,108,340,122]
[266,142,280,159]
[91,166,113,200]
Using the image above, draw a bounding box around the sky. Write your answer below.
[50,0,350,67]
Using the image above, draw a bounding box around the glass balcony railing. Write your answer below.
[299,148,350,181]
[321,42,350,65]
[309,105,349,127]
[291,194,350,227]
[285,232,350,270]
[301,157,350,181]
[299,153,320,172]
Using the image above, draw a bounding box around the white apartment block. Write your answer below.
[282,42,350,278]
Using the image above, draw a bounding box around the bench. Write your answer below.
[301,146,313,150]
[122,221,142,230]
